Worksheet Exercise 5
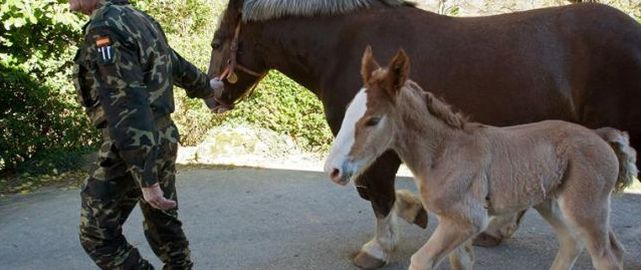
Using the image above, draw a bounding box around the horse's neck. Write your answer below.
[251,5,425,96]
[252,18,343,94]
[392,89,461,173]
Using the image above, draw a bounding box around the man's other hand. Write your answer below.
[142,183,176,210]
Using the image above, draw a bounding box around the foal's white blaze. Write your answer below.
[324,88,369,184]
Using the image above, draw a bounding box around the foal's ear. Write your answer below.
[384,49,410,99]
[361,45,380,83]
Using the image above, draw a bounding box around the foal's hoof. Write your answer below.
[353,251,387,270]
[472,232,503,247]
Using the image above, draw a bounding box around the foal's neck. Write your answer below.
[392,87,466,173]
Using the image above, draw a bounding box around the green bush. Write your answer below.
[222,72,333,152]
[0,65,97,173]
[172,71,334,152]
[132,0,216,35]
[0,0,97,174]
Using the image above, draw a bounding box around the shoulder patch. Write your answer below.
[96,36,111,47]
[95,35,115,64]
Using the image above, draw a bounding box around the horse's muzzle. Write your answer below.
[206,78,234,113]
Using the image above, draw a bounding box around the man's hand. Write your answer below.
[142,183,176,210]
[210,77,224,91]
[204,78,233,113]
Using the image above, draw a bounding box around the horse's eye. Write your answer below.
[365,117,381,127]
[212,42,221,50]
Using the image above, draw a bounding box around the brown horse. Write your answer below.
[207,0,641,268]
[324,47,638,270]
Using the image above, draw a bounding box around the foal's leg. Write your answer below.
[558,194,623,270]
[448,239,475,270]
[473,210,526,247]
[534,200,583,270]
[353,151,408,269]
[409,214,485,270]
[608,230,624,264]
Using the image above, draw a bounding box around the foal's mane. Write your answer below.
[241,0,414,22]
[405,80,468,130]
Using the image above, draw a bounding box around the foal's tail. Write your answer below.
[595,127,639,193]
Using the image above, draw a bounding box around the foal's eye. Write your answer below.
[365,117,381,127]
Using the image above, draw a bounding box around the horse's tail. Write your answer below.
[594,127,639,193]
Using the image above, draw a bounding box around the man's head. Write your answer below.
[69,0,101,15]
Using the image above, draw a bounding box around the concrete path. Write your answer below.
[1,167,640,270]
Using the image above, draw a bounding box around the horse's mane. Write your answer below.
[242,0,414,22]
[405,81,468,130]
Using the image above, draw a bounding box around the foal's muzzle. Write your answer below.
[327,160,355,186]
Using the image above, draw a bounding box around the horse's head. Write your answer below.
[207,0,267,112]
[324,46,410,185]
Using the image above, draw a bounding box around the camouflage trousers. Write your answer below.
[79,120,192,270]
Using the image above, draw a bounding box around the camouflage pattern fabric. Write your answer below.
[79,122,192,270]
[74,0,211,269]
[73,0,212,188]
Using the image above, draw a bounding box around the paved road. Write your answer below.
[1,167,640,270]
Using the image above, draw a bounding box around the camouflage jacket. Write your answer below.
[72,0,212,187]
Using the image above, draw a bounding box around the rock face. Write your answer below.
[196,125,298,160]
[178,124,323,169]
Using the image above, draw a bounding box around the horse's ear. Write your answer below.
[361,45,380,83]
[384,48,410,99]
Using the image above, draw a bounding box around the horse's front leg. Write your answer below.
[355,208,399,269]
[353,151,427,269]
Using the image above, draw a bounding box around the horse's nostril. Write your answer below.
[330,168,341,180]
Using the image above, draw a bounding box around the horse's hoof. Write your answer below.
[414,208,428,229]
[472,232,502,247]
[353,251,387,269]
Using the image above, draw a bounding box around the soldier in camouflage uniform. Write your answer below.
[69,0,216,268]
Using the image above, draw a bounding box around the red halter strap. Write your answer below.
[219,23,265,82]
[215,22,267,107]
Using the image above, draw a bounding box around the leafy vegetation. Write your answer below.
[0,0,97,174]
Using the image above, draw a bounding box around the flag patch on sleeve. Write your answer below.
[96,36,110,47]
[95,36,114,63]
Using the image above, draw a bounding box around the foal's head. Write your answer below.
[324,46,410,185]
